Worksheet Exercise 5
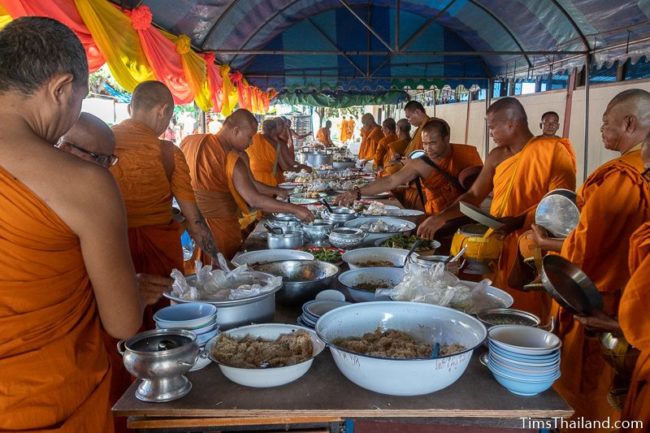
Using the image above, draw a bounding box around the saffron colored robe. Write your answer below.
[339,120,349,143]
[421,143,483,215]
[380,138,410,177]
[390,120,429,209]
[0,166,113,432]
[316,127,332,146]
[373,132,397,171]
[620,222,650,432]
[490,136,576,320]
[359,125,383,161]
[246,132,282,187]
[555,147,650,431]
[181,134,254,260]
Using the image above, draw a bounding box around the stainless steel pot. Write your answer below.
[304,151,334,169]
[328,227,365,249]
[118,329,199,402]
[302,220,333,246]
[267,231,303,249]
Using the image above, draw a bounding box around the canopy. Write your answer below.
[133,0,650,91]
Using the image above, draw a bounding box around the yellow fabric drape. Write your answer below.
[0,3,11,30]
[74,0,153,91]
[219,65,239,116]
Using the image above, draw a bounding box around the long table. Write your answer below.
[113,206,573,432]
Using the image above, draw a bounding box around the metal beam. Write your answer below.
[469,0,532,68]
[399,0,457,51]
[583,54,591,183]
[549,0,590,50]
[201,0,240,51]
[246,74,488,80]
[395,0,400,51]
[215,49,586,56]
[337,0,394,52]
[306,18,367,77]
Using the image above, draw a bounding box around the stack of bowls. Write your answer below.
[153,302,219,371]
[486,325,561,396]
[297,299,349,328]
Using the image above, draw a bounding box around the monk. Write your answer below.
[540,89,650,432]
[373,118,398,172]
[345,115,356,142]
[358,113,383,161]
[247,118,287,187]
[111,81,223,288]
[0,17,142,432]
[280,117,310,159]
[539,111,577,169]
[339,117,349,142]
[181,109,314,260]
[316,120,334,146]
[337,119,483,215]
[417,97,576,320]
[388,101,431,209]
[58,112,172,433]
[380,119,411,176]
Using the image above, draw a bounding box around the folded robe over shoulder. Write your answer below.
[246,132,282,187]
[0,165,113,432]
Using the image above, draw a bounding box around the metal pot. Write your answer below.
[118,329,199,402]
[409,253,463,275]
[302,220,333,246]
[304,151,334,169]
[268,214,302,233]
[322,207,358,226]
[328,227,366,249]
[267,231,303,249]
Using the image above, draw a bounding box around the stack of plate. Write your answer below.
[297,299,349,328]
[485,325,561,396]
[153,302,219,371]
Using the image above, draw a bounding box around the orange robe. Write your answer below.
[390,119,429,209]
[490,136,576,319]
[554,147,650,431]
[346,120,355,141]
[381,137,410,177]
[421,143,483,215]
[316,127,332,146]
[246,132,282,187]
[181,134,254,260]
[0,166,113,432]
[373,132,397,170]
[339,120,348,142]
[359,125,383,161]
[620,222,650,432]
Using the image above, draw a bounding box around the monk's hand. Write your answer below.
[574,310,622,335]
[495,215,526,235]
[136,273,173,306]
[293,206,315,223]
[334,191,356,206]
[531,224,564,252]
[275,189,289,200]
[417,215,444,240]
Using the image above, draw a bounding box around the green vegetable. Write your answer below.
[304,248,342,263]
[382,235,430,251]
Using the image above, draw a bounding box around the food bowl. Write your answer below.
[267,231,304,249]
[322,207,358,224]
[207,324,326,387]
[232,249,314,267]
[315,301,487,396]
[338,267,404,302]
[252,260,340,305]
[153,303,217,330]
[344,217,416,243]
[342,247,410,269]
[488,325,561,355]
[329,227,366,249]
[302,220,333,246]
[333,161,356,170]
[477,308,541,328]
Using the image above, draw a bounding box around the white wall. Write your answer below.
[394,79,650,184]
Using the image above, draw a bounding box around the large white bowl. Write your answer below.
[207,324,326,388]
[460,280,514,310]
[488,325,561,355]
[315,301,487,396]
[343,217,416,243]
[338,267,404,302]
[232,249,314,267]
[342,247,410,269]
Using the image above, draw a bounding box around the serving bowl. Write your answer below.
[337,267,404,302]
[302,220,333,246]
[207,324,326,388]
[232,249,314,267]
[328,227,366,249]
[315,301,487,396]
[477,308,541,328]
[322,207,358,225]
[153,302,217,330]
[252,260,340,305]
[488,325,561,355]
[342,247,410,269]
[343,217,415,243]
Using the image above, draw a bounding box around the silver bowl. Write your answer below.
[322,207,358,224]
[118,329,199,402]
[476,308,541,328]
[252,260,340,305]
[302,220,333,246]
[329,227,366,249]
[267,231,303,249]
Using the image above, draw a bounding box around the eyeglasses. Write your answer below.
[59,141,119,168]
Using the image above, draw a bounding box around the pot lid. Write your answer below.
[541,255,603,315]
[126,330,195,353]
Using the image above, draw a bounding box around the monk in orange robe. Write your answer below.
[547,90,650,432]
[380,119,411,177]
[539,111,577,170]
[346,116,356,142]
[374,118,398,171]
[0,17,142,432]
[358,113,384,161]
[337,119,483,215]
[340,118,350,142]
[417,98,576,321]
[316,120,334,146]
[181,110,315,260]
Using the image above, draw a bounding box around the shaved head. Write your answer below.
[131,81,173,112]
[397,118,411,136]
[486,97,528,125]
[361,113,376,128]
[607,89,650,124]
[225,108,258,131]
[220,109,259,152]
[602,89,650,153]
[58,113,116,167]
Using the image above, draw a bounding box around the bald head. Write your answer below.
[396,118,411,137]
[486,97,528,125]
[361,113,376,128]
[58,113,116,168]
[602,89,650,153]
[219,109,259,152]
[131,81,174,112]
[225,109,258,131]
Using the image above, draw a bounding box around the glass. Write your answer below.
[59,140,118,167]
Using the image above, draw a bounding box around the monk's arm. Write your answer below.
[232,159,314,221]
[177,199,222,263]
[75,169,143,338]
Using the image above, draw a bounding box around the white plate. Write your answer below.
[459,202,504,230]
[343,217,416,242]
